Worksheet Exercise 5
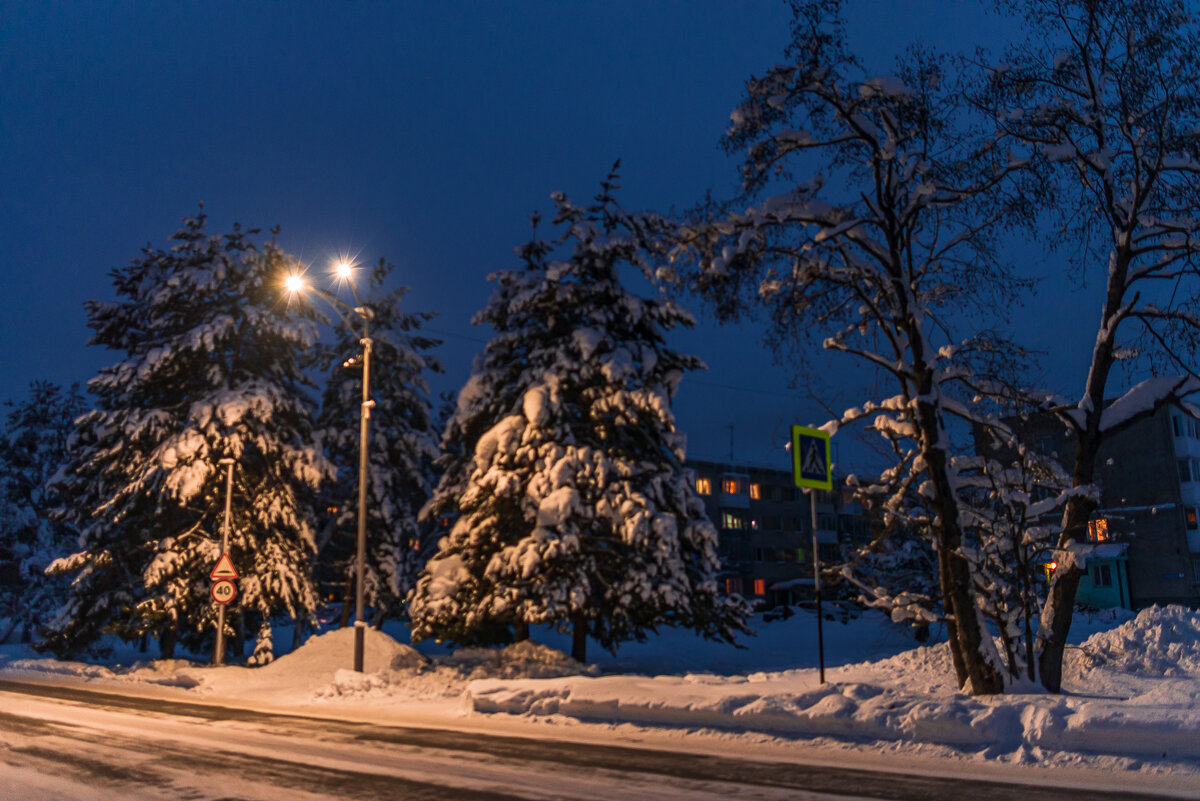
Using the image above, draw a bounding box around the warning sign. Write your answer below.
[210,553,239,580]
[791,425,832,491]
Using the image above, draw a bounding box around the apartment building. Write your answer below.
[687,459,870,607]
[979,405,1200,610]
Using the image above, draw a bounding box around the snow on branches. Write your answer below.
[315,261,443,626]
[43,212,332,661]
[984,0,1200,691]
[667,1,1042,694]
[411,170,748,661]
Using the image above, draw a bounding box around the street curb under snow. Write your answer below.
[467,675,1200,761]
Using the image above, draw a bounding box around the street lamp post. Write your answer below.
[286,262,374,672]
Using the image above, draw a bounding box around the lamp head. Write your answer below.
[284,274,308,295]
[334,261,354,281]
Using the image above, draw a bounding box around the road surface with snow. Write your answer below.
[0,679,1167,801]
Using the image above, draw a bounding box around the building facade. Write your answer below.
[686,459,869,607]
[984,405,1200,610]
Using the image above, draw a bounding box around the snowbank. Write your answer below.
[467,607,1200,765]
[3,607,1199,777]
[1074,605,1200,676]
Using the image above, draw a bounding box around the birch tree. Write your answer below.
[983,0,1200,691]
[669,0,1032,693]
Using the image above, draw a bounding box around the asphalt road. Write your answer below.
[0,679,1178,800]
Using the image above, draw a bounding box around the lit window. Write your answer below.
[722,478,741,494]
[1188,509,1199,531]
[722,512,745,530]
[696,477,713,495]
[725,577,743,595]
[1087,518,1110,542]
[749,482,762,500]
[753,578,766,596]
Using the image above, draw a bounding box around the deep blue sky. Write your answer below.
[0,1,1093,470]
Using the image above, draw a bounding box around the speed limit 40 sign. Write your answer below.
[211,579,237,605]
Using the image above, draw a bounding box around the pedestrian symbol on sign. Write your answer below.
[802,440,825,478]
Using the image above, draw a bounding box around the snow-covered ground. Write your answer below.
[3,606,1199,797]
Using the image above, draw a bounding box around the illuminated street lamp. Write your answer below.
[285,261,375,672]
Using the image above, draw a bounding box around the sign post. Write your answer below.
[792,425,832,685]
[212,458,237,666]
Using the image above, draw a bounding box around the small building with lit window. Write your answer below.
[686,458,870,608]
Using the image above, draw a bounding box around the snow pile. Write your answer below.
[314,637,592,701]
[1074,605,1200,676]
[435,640,596,680]
[266,626,420,677]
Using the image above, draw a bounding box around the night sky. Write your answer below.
[1,1,1100,471]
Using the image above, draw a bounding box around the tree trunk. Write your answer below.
[915,389,1004,695]
[1038,492,1096,692]
[159,625,177,660]
[339,573,354,628]
[233,615,246,657]
[571,611,586,663]
[513,621,530,642]
[1037,247,1125,692]
[290,616,304,653]
[942,546,1004,694]
[937,546,969,689]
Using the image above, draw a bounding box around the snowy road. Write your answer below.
[0,680,1172,800]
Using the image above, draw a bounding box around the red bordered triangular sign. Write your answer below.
[210,553,239,580]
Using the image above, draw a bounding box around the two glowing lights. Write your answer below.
[285,261,356,295]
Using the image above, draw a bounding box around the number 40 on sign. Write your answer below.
[211,579,237,605]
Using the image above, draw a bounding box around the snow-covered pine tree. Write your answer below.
[411,170,749,662]
[668,1,1036,693]
[43,211,332,662]
[0,382,88,644]
[314,259,442,627]
[982,0,1200,693]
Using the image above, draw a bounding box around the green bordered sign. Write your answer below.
[792,425,832,491]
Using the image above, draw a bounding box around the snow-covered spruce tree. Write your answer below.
[668,2,1035,693]
[0,382,88,644]
[315,259,442,628]
[982,0,1200,692]
[411,172,749,662]
[43,212,331,662]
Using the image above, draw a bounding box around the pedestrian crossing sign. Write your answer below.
[791,425,832,491]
